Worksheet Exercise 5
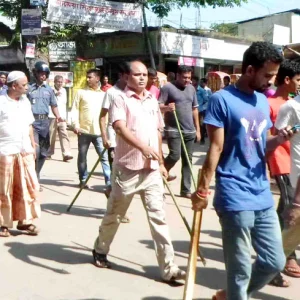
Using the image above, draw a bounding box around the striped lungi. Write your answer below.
[0,153,41,228]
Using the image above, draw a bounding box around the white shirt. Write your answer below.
[0,93,35,155]
[102,85,123,147]
[275,96,300,188]
[49,87,67,119]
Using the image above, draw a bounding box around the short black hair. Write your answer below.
[224,76,230,82]
[276,59,300,85]
[148,67,157,77]
[200,78,208,84]
[177,65,192,74]
[117,63,130,75]
[103,75,109,78]
[192,76,199,82]
[242,42,283,74]
[87,68,100,77]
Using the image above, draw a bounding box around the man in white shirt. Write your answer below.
[0,71,40,237]
[70,69,111,190]
[276,90,300,264]
[48,75,73,161]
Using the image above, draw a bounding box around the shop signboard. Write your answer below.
[21,9,42,35]
[47,0,142,32]
[49,41,76,62]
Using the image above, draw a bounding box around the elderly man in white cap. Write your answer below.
[0,71,41,237]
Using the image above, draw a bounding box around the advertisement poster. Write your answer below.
[21,9,42,35]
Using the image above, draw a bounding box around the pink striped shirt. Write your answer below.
[111,87,164,170]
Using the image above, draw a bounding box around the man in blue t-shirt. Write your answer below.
[191,42,296,300]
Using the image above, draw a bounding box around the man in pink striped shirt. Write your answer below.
[93,61,186,282]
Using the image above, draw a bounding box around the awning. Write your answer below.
[0,47,25,65]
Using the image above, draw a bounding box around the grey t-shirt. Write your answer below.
[159,82,198,133]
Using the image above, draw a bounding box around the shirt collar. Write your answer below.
[86,86,102,92]
[124,86,152,101]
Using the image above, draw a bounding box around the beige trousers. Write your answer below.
[48,119,72,157]
[94,165,179,280]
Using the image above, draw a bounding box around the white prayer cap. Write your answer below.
[7,71,27,83]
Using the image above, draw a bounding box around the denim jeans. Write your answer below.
[77,134,111,186]
[164,131,196,194]
[219,207,286,300]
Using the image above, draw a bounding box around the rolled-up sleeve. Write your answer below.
[70,90,81,129]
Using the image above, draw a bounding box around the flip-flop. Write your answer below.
[0,226,10,237]
[284,266,300,278]
[16,224,39,236]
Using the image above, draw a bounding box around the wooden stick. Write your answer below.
[183,169,204,300]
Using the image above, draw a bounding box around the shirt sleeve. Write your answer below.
[111,95,127,126]
[275,102,295,129]
[25,97,35,125]
[70,90,81,129]
[158,86,168,105]
[156,102,165,131]
[204,92,227,128]
[49,88,57,107]
[192,89,198,108]
[102,91,111,110]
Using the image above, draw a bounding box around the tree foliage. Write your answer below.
[210,22,238,36]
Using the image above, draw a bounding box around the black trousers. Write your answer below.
[275,174,297,260]
[164,131,196,194]
[199,111,206,142]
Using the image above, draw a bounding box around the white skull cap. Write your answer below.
[7,71,27,83]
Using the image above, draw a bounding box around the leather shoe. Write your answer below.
[167,174,177,182]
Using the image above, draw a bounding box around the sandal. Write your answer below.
[16,224,39,236]
[284,259,300,278]
[92,250,111,268]
[212,290,226,300]
[269,273,290,287]
[0,226,10,237]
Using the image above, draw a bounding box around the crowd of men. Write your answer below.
[1,41,300,299]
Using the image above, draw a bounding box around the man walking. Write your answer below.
[101,75,112,92]
[48,75,73,162]
[146,67,160,99]
[27,61,63,189]
[0,71,40,237]
[0,72,7,95]
[159,65,200,198]
[191,42,293,300]
[93,61,185,282]
[70,69,111,190]
[268,60,300,287]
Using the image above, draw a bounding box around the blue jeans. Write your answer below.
[219,207,286,300]
[77,134,111,186]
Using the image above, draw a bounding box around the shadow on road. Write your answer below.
[4,242,93,274]
[42,203,106,219]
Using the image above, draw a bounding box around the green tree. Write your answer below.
[210,22,238,36]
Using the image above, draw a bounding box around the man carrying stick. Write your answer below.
[92,60,186,282]
[0,71,40,237]
[191,42,295,300]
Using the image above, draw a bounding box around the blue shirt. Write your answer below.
[204,85,274,212]
[197,86,212,112]
[27,83,57,115]
[0,85,8,95]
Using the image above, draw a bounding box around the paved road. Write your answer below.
[0,137,298,300]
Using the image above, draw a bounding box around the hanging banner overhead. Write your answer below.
[21,9,42,35]
[46,0,142,32]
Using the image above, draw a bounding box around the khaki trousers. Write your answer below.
[94,165,179,280]
[48,119,72,157]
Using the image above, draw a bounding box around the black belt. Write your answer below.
[34,114,48,120]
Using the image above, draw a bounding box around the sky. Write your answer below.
[145,0,300,29]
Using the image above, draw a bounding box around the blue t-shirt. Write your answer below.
[204,85,274,212]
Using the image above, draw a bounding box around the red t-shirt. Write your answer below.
[267,96,290,176]
[146,85,160,99]
[101,84,112,92]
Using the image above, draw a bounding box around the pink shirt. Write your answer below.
[147,85,160,99]
[111,87,164,170]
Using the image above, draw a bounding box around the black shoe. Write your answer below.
[92,250,112,268]
[63,155,73,162]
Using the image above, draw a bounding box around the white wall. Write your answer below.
[291,14,300,43]
[238,12,292,43]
